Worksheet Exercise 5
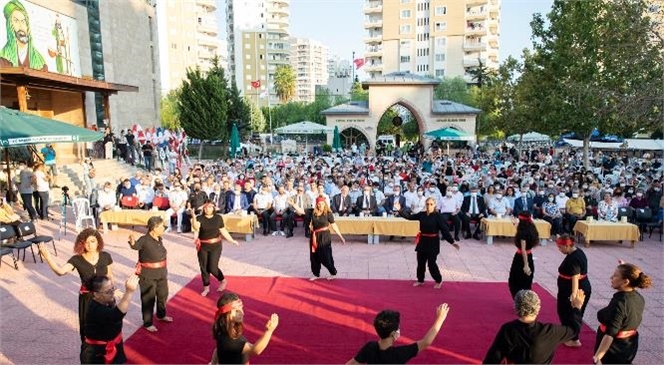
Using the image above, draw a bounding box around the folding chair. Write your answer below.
[1,224,33,263]
[617,207,634,223]
[16,221,56,262]
[0,246,18,270]
[72,197,96,233]
[121,196,139,209]
[153,196,170,210]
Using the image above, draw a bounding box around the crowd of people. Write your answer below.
[14,140,662,364]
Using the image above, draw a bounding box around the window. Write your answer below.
[435,22,447,31]
[170,43,177,49]
[435,6,447,15]
[245,43,250,49]
[401,10,411,18]
[401,55,410,63]
[400,40,411,47]
[246,65,251,70]
[400,25,411,34]
[436,37,447,46]
[246,54,251,60]
[401,0,410,3]
[435,69,445,77]
[244,33,250,39]
[435,54,445,62]
[246,75,252,80]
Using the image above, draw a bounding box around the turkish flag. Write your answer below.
[353,58,365,69]
[251,80,261,89]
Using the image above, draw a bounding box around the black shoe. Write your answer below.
[305,233,310,238]
[454,235,460,241]
[464,233,471,239]
[263,231,268,236]
[473,233,481,240]
[389,235,394,241]
[286,232,293,238]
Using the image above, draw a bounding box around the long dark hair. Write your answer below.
[212,292,243,340]
[514,212,539,246]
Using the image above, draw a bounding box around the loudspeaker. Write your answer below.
[392,116,403,127]
[396,134,401,148]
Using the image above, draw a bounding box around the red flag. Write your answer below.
[251,80,261,89]
[353,58,365,69]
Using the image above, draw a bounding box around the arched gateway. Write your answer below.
[321,72,481,149]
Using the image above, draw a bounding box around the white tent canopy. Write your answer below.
[275,121,333,134]
[507,132,550,142]
[562,138,664,150]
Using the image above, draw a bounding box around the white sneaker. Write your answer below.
[176,227,182,233]
[271,231,278,236]
[279,231,285,236]
[165,227,171,233]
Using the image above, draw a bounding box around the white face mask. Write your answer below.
[548,197,554,202]
[393,191,400,196]
[572,193,579,198]
[417,191,423,197]
[446,192,453,198]
[636,192,643,197]
[429,187,436,192]
[495,194,503,199]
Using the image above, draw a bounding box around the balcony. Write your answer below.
[269,5,290,16]
[364,19,383,29]
[270,16,290,26]
[272,0,290,5]
[196,0,216,10]
[488,36,498,47]
[363,1,382,14]
[463,42,486,51]
[196,34,218,48]
[365,46,382,57]
[466,0,488,5]
[463,57,487,67]
[198,49,215,60]
[364,62,383,72]
[364,33,382,43]
[466,23,487,35]
[197,20,219,36]
[466,10,487,20]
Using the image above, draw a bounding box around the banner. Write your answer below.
[0,0,81,76]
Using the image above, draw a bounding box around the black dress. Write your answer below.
[508,237,537,299]
[215,331,248,364]
[309,211,337,277]
[594,290,645,364]
[81,300,127,364]
[556,248,591,341]
[197,214,225,286]
[67,252,114,341]
[353,342,419,364]
[483,308,582,364]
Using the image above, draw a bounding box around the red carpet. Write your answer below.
[124,276,595,364]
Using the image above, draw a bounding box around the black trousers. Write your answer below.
[289,211,305,232]
[441,212,461,236]
[544,216,564,236]
[34,191,49,219]
[564,213,582,233]
[139,274,168,327]
[416,251,442,283]
[557,282,591,341]
[20,193,37,220]
[80,342,126,364]
[310,243,337,277]
[198,243,224,286]
[270,210,292,232]
[508,253,534,298]
[258,209,273,233]
[78,292,93,342]
[460,213,482,235]
[304,208,314,235]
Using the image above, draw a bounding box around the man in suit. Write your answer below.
[383,184,407,215]
[355,184,378,216]
[513,186,535,216]
[331,185,353,216]
[287,185,312,237]
[460,185,487,240]
[225,183,249,213]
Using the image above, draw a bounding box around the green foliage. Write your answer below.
[227,81,251,139]
[377,108,399,136]
[350,82,368,102]
[467,58,496,88]
[248,98,266,133]
[322,144,332,152]
[160,89,180,129]
[274,65,296,103]
[434,77,476,106]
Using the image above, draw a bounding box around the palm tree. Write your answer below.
[273,65,296,103]
[468,58,495,88]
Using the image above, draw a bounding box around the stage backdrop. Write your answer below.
[0,0,81,76]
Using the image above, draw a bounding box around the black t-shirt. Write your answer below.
[142,144,153,157]
[68,252,113,290]
[132,234,167,279]
[353,341,418,364]
[83,300,127,363]
[189,191,208,211]
[216,332,247,364]
[198,214,224,240]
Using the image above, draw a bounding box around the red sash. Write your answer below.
[80,285,90,294]
[558,273,587,280]
[311,227,329,253]
[134,260,167,275]
[599,323,637,339]
[414,233,437,246]
[515,249,532,254]
[85,332,122,364]
[194,236,222,251]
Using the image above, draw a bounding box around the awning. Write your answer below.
[0,67,138,94]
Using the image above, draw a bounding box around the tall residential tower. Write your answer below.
[363,0,501,83]
[290,37,329,102]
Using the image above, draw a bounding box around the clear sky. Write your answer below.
[217,0,555,77]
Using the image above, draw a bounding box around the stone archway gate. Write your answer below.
[321,72,481,149]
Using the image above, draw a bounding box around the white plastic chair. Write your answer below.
[72,197,96,233]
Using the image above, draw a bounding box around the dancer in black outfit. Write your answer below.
[508,212,538,298]
[347,304,451,364]
[190,202,239,296]
[555,234,592,348]
[38,228,114,343]
[308,196,345,281]
[483,289,587,364]
[81,274,138,364]
[128,216,172,333]
[210,292,279,364]
[394,197,459,289]
[593,262,652,365]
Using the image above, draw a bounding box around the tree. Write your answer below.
[273,65,296,103]
[248,97,266,133]
[434,77,476,106]
[467,58,496,88]
[177,59,228,160]
[160,89,180,129]
[349,81,368,102]
[226,81,251,140]
[529,0,663,167]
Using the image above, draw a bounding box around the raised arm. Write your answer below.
[416,304,450,353]
[37,243,74,276]
[243,313,279,357]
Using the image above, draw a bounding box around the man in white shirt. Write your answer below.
[439,191,461,241]
[410,187,427,214]
[253,185,274,235]
[450,184,464,208]
[488,189,511,217]
[270,186,291,237]
[372,182,386,216]
[403,183,418,210]
[136,177,154,210]
[97,181,118,212]
[166,183,189,233]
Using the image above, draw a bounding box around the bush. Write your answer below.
[322,144,332,152]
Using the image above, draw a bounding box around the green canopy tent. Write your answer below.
[230,123,240,158]
[423,127,475,155]
[332,126,342,152]
[0,107,104,199]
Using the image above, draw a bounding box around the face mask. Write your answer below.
[521,191,528,195]
[582,185,588,189]
[548,197,554,202]
[394,191,400,196]
[620,183,626,187]
[429,187,436,192]
[417,191,423,197]
[655,188,661,191]
[235,191,241,196]
[572,193,579,198]
[495,194,503,199]
[548,185,554,188]
[538,191,544,195]
[628,189,633,194]
[636,192,643,197]
[104,188,111,192]
[446,192,453,198]
[393,329,400,341]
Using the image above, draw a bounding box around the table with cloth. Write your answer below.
[222,214,259,241]
[332,216,420,244]
[573,221,639,248]
[334,217,376,244]
[99,210,168,231]
[480,218,552,246]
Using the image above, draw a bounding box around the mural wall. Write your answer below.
[0,0,81,76]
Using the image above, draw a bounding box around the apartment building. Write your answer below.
[363,0,501,83]
[290,37,329,102]
[226,0,290,106]
[157,0,224,93]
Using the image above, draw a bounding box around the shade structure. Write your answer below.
[230,123,240,158]
[332,126,342,151]
[0,107,104,147]
[507,131,550,142]
[275,121,333,152]
[424,127,474,141]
